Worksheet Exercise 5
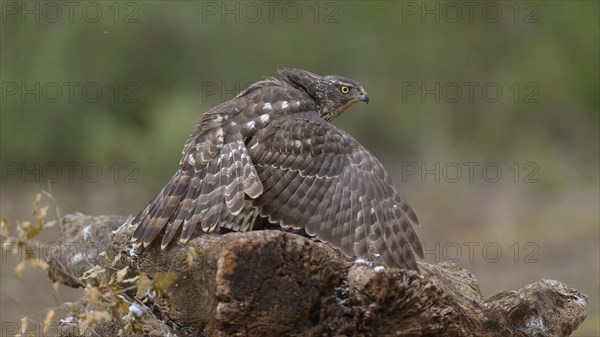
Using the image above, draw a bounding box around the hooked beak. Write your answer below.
[359,89,369,104]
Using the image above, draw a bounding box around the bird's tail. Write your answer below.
[131,169,191,247]
[131,140,264,249]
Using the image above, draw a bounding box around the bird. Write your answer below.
[131,68,423,270]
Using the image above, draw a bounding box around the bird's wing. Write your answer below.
[132,81,313,249]
[132,104,263,248]
[249,111,423,270]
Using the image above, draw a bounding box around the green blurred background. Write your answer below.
[1,1,598,335]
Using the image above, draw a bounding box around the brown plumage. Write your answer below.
[131,69,423,270]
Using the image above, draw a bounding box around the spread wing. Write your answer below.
[249,111,423,270]
[131,101,264,249]
[131,81,308,249]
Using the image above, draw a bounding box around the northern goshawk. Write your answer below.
[131,69,423,270]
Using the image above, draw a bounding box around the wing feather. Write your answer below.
[249,111,422,270]
[131,83,305,248]
[353,196,371,258]
[223,142,245,215]
[280,176,318,230]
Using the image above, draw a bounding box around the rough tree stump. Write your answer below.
[45,213,587,337]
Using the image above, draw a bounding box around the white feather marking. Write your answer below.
[281,101,289,109]
[245,120,256,129]
[188,154,196,165]
[263,103,272,110]
[259,114,270,123]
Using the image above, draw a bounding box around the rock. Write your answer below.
[46,214,587,337]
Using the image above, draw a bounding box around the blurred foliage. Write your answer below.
[1,1,598,192]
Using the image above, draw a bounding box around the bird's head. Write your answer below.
[278,68,369,121]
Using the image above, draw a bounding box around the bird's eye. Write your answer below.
[341,86,350,94]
